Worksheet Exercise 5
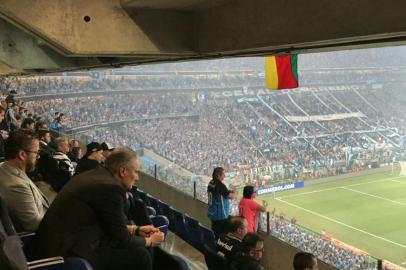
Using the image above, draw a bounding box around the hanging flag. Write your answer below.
[264,54,298,90]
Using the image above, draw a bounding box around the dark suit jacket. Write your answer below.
[32,166,145,260]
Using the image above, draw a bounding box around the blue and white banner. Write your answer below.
[256,181,304,195]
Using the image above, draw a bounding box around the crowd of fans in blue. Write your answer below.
[0,61,405,270]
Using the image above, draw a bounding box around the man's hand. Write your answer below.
[146,231,165,247]
[138,225,159,237]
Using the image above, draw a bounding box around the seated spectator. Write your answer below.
[37,129,53,157]
[21,117,35,130]
[0,129,49,232]
[48,137,75,192]
[0,106,5,161]
[101,142,115,161]
[239,186,266,232]
[231,233,265,270]
[32,148,164,270]
[293,252,318,270]
[67,139,80,162]
[34,120,48,132]
[69,146,82,165]
[217,216,248,262]
[75,142,104,175]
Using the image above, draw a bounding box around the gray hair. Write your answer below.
[54,137,68,147]
[105,147,138,174]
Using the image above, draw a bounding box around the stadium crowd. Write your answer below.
[1,61,406,270]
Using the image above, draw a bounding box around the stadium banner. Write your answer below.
[285,112,365,122]
[257,181,304,195]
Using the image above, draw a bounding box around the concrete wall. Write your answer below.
[138,172,337,270]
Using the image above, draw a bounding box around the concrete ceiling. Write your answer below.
[1,0,406,76]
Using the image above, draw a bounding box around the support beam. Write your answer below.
[0,18,102,69]
[0,0,195,56]
[0,61,21,76]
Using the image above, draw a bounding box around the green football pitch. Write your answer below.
[257,172,406,266]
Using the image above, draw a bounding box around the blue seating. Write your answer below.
[148,196,161,214]
[64,257,94,270]
[184,215,203,251]
[151,215,170,234]
[0,196,93,270]
[138,191,150,206]
[200,225,217,252]
[160,203,175,231]
[171,208,190,241]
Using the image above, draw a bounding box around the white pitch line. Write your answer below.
[278,176,403,200]
[341,187,406,207]
[275,197,406,250]
[401,261,406,265]
[390,179,406,185]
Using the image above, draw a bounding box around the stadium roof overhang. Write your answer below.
[2,0,406,76]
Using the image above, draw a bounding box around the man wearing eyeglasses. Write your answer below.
[0,129,49,232]
[231,233,265,270]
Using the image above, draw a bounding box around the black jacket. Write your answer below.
[75,157,99,175]
[231,254,265,270]
[32,166,146,261]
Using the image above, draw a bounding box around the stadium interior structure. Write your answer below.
[2,0,406,75]
[1,2,406,270]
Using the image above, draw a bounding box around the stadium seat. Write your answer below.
[184,215,203,251]
[151,215,170,230]
[64,257,94,270]
[147,194,159,213]
[0,196,93,270]
[170,208,190,241]
[199,225,217,252]
[138,192,151,206]
[202,244,229,270]
[146,206,157,217]
[148,196,161,214]
[159,203,175,231]
[127,197,153,226]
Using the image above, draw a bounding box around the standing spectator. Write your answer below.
[217,216,248,262]
[5,89,17,105]
[231,233,265,270]
[207,167,235,237]
[75,142,104,175]
[293,252,318,270]
[5,102,18,131]
[32,148,164,270]
[239,186,266,233]
[50,113,65,134]
[0,129,49,232]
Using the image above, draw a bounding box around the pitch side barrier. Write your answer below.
[256,181,304,196]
